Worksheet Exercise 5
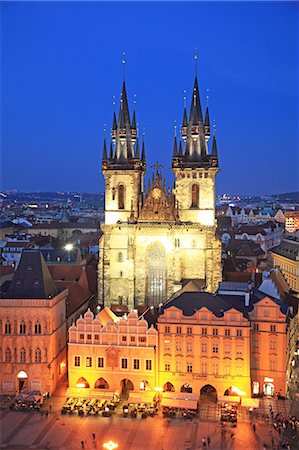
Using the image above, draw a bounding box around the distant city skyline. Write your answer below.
[2,2,298,195]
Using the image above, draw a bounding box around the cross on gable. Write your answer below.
[151,161,164,172]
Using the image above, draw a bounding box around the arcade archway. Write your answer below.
[163,382,175,392]
[94,378,109,389]
[76,377,90,388]
[180,383,193,393]
[17,370,28,392]
[200,384,217,403]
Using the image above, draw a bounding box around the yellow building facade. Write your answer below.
[98,73,222,309]
[68,309,158,396]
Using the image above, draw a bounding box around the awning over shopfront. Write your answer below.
[241,398,259,408]
[161,397,198,410]
[218,395,240,404]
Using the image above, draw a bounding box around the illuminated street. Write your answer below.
[0,405,296,450]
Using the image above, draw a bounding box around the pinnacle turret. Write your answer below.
[102,138,108,161]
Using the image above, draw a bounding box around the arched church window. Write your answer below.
[35,348,42,363]
[147,242,166,307]
[5,348,11,363]
[35,321,41,334]
[19,321,26,335]
[5,321,11,334]
[191,184,199,208]
[20,348,26,363]
[118,185,125,210]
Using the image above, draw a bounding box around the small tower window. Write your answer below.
[118,185,125,210]
[191,184,199,208]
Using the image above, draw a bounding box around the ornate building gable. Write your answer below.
[138,170,177,223]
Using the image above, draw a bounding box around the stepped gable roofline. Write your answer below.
[6,250,58,299]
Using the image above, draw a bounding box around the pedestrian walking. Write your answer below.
[207,436,211,447]
[92,433,96,440]
[81,441,85,449]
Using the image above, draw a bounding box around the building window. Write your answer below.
[270,340,276,351]
[224,344,231,355]
[212,328,218,336]
[19,321,26,335]
[201,342,208,353]
[202,327,207,335]
[176,326,182,334]
[236,344,243,355]
[138,336,146,343]
[186,342,193,352]
[236,329,243,337]
[74,356,81,367]
[176,360,182,372]
[165,362,170,371]
[224,363,231,375]
[121,358,128,369]
[98,357,104,368]
[164,326,170,333]
[164,341,170,352]
[191,184,199,208]
[5,321,11,334]
[133,359,140,370]
[20,348,26,363]
[145,360,152,371]
[270,325,276,332]
[212,363,218,375]
[34,322,41,334]
[253,324,259,331]
[187,363,193,373]
[212,344,218,353]
[187,327,193,334]
[86,356,92,367]
[270,359,276,370]
[176,341,182,352]
[225,329,230,336]
[35,348,42,363]
[201,362,207,375]
[79,334,84,340]
[118,185,125,209]
[236,364,243,376]
[122,335,127,342]
[5,348,11,362]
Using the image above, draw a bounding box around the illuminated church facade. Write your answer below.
[98,69,222,309]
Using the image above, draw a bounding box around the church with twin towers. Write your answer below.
[98,60,222,309]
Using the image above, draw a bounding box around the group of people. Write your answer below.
[61,397,119,416]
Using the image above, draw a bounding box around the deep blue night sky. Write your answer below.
[2,2,298,195]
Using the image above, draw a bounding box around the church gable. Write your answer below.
[139,171,177,222]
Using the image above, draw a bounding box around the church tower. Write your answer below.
[172,72,218,226]
[102,81,146,225]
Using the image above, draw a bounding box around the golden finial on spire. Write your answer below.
[206,88,209,106]
[194,47,198,75]
[122,51,126,81]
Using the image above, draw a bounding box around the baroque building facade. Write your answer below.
[98,71,222,309]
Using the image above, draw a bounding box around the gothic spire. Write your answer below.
[172,136,178,158]
[141,140,146,163]
[102,137,108,161]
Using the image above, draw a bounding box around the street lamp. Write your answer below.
[103,441,118,450]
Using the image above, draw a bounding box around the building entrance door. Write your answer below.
[17,371,28,392]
